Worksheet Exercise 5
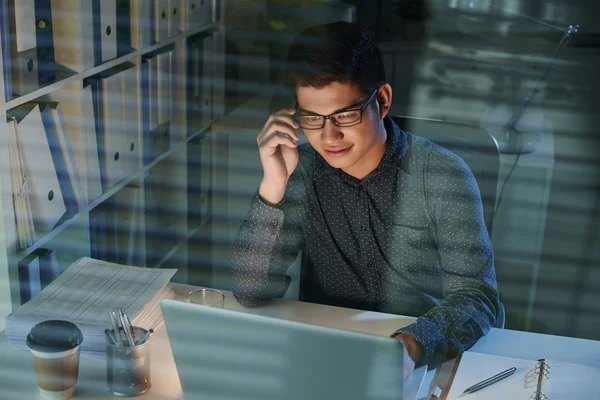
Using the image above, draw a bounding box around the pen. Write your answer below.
[118,309,135,347]
[460,367,517,396]
[123,313,136,344]
[104,328,117,345]
[136,328,154,346]
[109,311,123,346]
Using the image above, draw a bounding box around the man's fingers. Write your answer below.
[258,130,298,149]
[277,107,297,115]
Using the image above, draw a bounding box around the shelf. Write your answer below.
[15,124,214,260]
[2,23,218,110]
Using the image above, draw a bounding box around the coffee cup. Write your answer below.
[26,320,84,400]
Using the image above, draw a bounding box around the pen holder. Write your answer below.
[106,327,152,397]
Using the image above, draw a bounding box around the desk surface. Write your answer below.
[1,284,599,399]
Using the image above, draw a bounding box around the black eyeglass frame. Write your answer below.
[295,88,380,130]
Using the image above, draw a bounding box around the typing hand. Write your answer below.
[257,108,300,204]
[394,333,425,380]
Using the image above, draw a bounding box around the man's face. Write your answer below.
[296,82,387,179]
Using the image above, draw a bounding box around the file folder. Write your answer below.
[130,0,153,49]
[38,102,84,216]
[92,0,117,65]
[51,0,95,73]
[10,104,66,233]
[9,0,39,95]
[122,65,142,175]
[154,0,169,42]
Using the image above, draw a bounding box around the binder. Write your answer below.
[180,0,200,32]
[51,0,95,73]
[81,85,103,200]
[138,60,151,165]
[154,0,169,42]
[201,0,214,27]
[168,0,180,38]
[116,0,132,56]
[38,102,84,216]
[18,252,41,304]
[9,103,66,233]
[85,65,130,190]
[446,352,600,400]
[187,135,211,228]
[33,0,56,83]
[121,65,142,175]
[213,29,226,119]
[156,49,172,126]
[101,70,126,189]
[92,0,118,65]
[200,34,214,129]
[113,186,140,265]
[146,56,159,132]
[130,0,153,49]
[48,83,91,203]
[8,0,39,95]
[146,55,171,162]
[1,0,13,99]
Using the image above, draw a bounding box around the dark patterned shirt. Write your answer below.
[230,117,500,364]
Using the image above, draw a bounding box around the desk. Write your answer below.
[1,283,599,399]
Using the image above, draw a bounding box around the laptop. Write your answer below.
[160,299,411,400]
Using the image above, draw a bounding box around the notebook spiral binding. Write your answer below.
[530,358,550,400]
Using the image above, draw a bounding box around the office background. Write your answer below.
[0,0,599,346]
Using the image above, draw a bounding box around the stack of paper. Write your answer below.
[5,257,178,360]
[7,118,36,248]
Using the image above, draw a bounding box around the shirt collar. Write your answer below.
[313,116,409,181]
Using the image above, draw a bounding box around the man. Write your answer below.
[230,22,500,378]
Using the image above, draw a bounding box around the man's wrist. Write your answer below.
[259,179,287,205]
[394,333,425,364]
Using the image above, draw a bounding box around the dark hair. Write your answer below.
[284,22,386,94]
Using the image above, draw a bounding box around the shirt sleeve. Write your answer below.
[394,146,501,365]
[230,172,305,308]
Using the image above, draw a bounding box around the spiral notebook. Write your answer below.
[446,352,599,399]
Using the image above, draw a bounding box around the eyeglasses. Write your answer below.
[296,88,379,130]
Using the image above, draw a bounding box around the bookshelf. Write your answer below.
[0,0,228,328]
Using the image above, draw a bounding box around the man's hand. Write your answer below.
[394,333,425,380]
[257,108,300,204]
